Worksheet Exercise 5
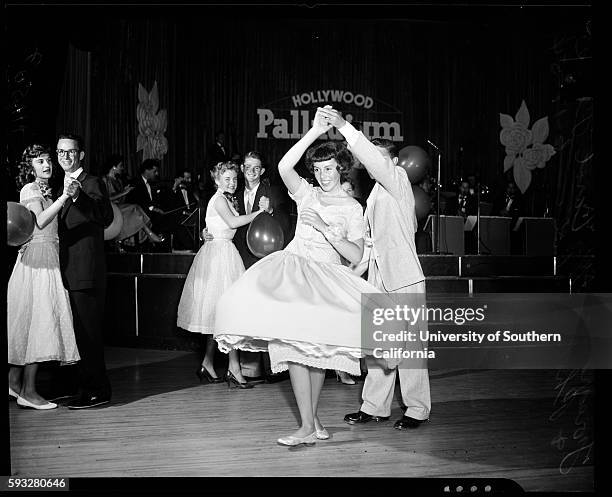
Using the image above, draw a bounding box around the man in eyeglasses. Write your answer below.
[55,133,114,409]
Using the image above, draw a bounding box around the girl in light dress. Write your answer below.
[176,161,266,388]
[7,144,81,410]
[214,109,381,445]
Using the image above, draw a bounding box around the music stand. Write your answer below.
[176,203,200,252]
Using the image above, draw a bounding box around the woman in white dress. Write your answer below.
[215,109,381,445]
[176,161,265,388]
[7,144,80,410]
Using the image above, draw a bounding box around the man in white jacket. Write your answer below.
[319,106,431,430]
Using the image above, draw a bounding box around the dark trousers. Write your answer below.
[69,287,111,398]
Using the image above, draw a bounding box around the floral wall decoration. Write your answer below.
[137,81,168,160]
[499,100,556,193]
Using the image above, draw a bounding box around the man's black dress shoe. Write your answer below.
[47,392,79,403]
[393,415,429,430]
[264,371,290,384]
[344,410,390,424]
[67,394,111,410]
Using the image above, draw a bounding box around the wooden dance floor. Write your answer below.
[8,347,594,491]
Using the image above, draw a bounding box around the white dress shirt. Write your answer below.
[243,182,260,214]
[65,167,83,201]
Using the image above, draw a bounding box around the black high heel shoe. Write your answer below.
[225,370,254,389]
[196,366,224,384]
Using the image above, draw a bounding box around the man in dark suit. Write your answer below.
[128,159,163,213]
[446,180,478,218]
[208,130,229,167]
[233,152,290,268]
[127,159,170,242]
[56,133,114,409]
[169,169,200,250]
[494,180,523,222]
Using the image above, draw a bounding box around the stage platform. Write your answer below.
[104,253,589,350]
[8,347,595,490]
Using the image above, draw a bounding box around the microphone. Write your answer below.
[427,139,441,152]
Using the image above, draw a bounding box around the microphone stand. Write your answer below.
[476,180,481,255]
[427,139,442,254]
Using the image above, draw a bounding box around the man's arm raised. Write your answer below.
[319,106,398,195]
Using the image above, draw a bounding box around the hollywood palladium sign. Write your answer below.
[257,89,404,142]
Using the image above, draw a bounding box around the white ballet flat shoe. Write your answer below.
[16,396,57,410]
[9,387,19,400]
[315,427,330,440]
[277,432,317,446]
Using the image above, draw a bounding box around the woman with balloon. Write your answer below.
[176,161,266,388]
[214,108,383,446]
[7,144,81,410]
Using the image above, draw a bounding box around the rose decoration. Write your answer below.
[500,100,556,193]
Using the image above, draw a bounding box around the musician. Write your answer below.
[447,180,477,218]
[127,159,171,244]
[495,180,523,222]
[169,169,200,250]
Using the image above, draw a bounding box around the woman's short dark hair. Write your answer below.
[105,154,124,173]
[211,161,239,184]
[304,141,353,181]
[139,158,160,175]
[21,143,52,167]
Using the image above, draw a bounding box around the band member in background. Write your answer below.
[169,169,200,251]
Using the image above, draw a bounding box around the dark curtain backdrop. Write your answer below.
[56,44,93,156]
[85,15,564,189]
[10,7,592,260]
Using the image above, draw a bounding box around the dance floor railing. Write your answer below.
[104,253,589,350]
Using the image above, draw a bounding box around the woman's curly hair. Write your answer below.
[16,143,52,191]
[304,141,353,182]
[210,160,240,186]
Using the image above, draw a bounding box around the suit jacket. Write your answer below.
[446,192,478,217]
[348,132,425,291]
[168,185,200,231]
[58,171,114,290]
[127,176,160,212]
[233,179,290,269]
[171,184,199,212]
[494,193,523,221]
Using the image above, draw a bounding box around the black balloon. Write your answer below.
[398,146,431,184]
[246,213,284,258]
[7,201,35,246]
[411,185,432,221]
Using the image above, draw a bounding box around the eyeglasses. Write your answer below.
[56,149,79,158]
